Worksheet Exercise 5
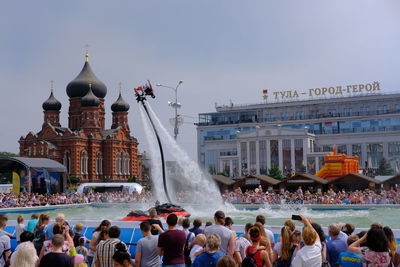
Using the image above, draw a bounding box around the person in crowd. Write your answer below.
[327,223,348,267]
[10,231,38,267]
[348,226,391,266]
[255,215,275,248]
[112,242,133,267]
[284,219,296,232]
[26,214,39,233]
[233,223,252,265]
[94,226,127,267]
[157,214,186,267]
[394,243,400,267]
[244,226,272,267]
[39,234,74,267]
[216,256,237,267]
[342,223,355,236]
[273,226,296,266]
[338,235,362,267]
[0,215,10,267]
[292,215,322,267]
[46,213,65,240]
[147,208,164,235]
[189,218,203,236]
[177,217,185,230]
[74,223,89,247]
[39,223,74,259]
[253,222,272,252]
[204,211,235,256]
[224,217,234,230]
[192,234,224,267]
[33,213,50,256]
[88,220,111,267]
[182,218,196,266]
[190,234,207,263]
[16,215,25,243]
[135,221,160,267]
[205,221,213,227]
[311,222,328,265]
[383,226,397,259]
[76,237,88,266]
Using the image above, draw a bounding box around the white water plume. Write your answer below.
[138,105,167,203]
[146,103,222,205]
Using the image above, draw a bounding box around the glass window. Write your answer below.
[389,142,400,174]
[259,140,268,175]
[367,143,383,168]
[343,108,352,116]
[270,140,279,168]
[352,144,362,165]
[337,144,347,154]
[295,111,304,120]
[249,141,257,174]
[307,157,316,174]
[282,139,291,172]
[295,139,304,172]
[240,142,248,176]
[207,150,218,174]
[327,109,336,116]
[360,106,370,115]
[377,105,388,115]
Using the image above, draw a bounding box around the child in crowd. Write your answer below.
[16,215,25,243]
[26,214,38,233]
[338,235,362,267]
[190,234,207,263]
[74,223,90,247]
[75,237,88,267]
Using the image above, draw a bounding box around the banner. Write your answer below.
[12,172,20,194]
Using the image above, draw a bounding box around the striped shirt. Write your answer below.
[94,238,127,267]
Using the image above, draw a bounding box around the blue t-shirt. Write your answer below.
[192,251,224,267]
[338,251,362,267]
[26,219,38,232]
[327,237,348,267]
[45,223,55,240]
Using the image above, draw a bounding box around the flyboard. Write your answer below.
[121,81,189,221]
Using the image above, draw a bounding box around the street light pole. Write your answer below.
[156,81,183,140]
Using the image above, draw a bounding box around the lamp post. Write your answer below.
[156,81,183,140]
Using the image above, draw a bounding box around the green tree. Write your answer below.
[0,151,18,157]
[378,158,393,175]
[268,165,284,180]
[128,176,137,183]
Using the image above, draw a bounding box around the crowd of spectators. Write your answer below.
[0,208,399,266]
[222,187,400,205]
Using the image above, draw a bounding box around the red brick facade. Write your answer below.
[19,56,140,182]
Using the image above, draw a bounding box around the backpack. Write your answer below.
[242,247,261,267]
[73,232,83,247]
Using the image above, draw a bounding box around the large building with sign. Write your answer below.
[197,92,400,178]
[19,53,141,184]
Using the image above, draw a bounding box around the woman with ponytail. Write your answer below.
[272,226,296,267]
[244,226,272,267]
[112,242,133,267]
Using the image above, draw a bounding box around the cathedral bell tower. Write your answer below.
[42,83,62,127]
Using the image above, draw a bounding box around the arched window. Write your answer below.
[116,153,120,175]
[81,150,88,175]
[96,152,103,175]
[63,151,71,173]
[120,152,124,175]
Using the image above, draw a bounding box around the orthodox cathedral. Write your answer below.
[19,53,140,182]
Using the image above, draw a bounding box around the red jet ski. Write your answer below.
[121,203,190,221]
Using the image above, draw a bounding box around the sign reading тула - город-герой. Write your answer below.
[262,81,381,102]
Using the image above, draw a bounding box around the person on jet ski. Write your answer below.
[147,208,164,235]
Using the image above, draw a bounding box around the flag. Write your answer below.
[263,89,268,94]
[12,172,20,194]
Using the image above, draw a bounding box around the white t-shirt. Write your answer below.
[264,227,275,245]
[0,234,10,267]
[190,244,204,262]
[292,241,322,267]
[16,223,25,242]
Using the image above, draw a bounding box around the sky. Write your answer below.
[0,0,399,160]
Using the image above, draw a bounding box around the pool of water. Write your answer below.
[3,203,400,229]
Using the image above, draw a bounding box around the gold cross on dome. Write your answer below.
[85,44,90,62]
[50,80,54,92]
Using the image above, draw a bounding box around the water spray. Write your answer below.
[134,81,172,203]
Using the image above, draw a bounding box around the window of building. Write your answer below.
[367,143,383,168]
[337,144,347,155]
[295,139,304,172]
[395,104,400,113]
[63,151,71,174]
[282,139,291,172]
[208,150,218,174]
[343,108,352,116]
[377,105,388,114]
[270,140,279,169]
[310,110,320,119]
[280,112,289,120]
[388,142,400,174]
[360,106,370,115]
[96,152,103,175]
[259,140,267,175]
[295,111,304,120]
[249,141,256,174]
[81,151,88,175]
[327,109,336,117]
[265,114,274,121]
[352,144,362,165]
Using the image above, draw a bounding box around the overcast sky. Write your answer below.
[1,1,399,160]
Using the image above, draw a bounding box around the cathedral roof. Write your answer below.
[42,90,62,111]
[81,85,100,107]
[66,54,107,99]
[111,92,130,112]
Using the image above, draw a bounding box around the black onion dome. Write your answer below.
[66,61,107,98]
[81,86,100,107]
[42,91,62,111]
[111,92,130,112]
